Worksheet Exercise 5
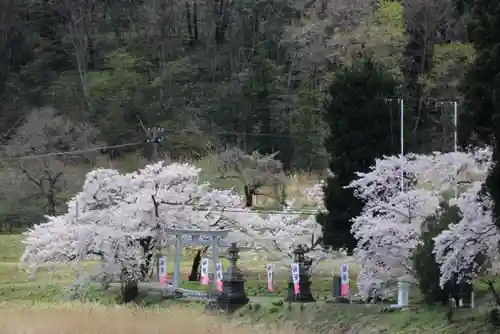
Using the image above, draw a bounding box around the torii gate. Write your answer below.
[165,228,229,292]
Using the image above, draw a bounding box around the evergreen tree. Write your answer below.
[460,0,500,229]
[413,202,462,306]
[318,58,400,252]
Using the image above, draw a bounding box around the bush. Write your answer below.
[412,202,461,305]
[272,299,284,306]
[488,308,500,327]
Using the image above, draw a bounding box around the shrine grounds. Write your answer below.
[0,234,496,333]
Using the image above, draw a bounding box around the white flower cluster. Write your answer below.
[346,148,494,299]
[20,161,324,280]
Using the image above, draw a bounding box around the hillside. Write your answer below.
[0,0,480,231]
[2,1,500,332]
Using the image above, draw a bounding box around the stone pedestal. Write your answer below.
[286,279,315,302]
[213,243,249,312]
[391,275,413,309]
[331,275,342,298]
[286,245,315,303]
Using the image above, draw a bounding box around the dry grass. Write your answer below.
[0,302,295,334]
[254,172,320,208]
[195,155,321,208]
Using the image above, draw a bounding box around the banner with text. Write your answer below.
[158,256,167,285]
[200,258,209,285]
[291,263,300,295]
[267,264,274,292]
[216,262,223,292]
[340,263,349,297]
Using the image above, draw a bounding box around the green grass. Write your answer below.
[0,234,24,262]
[217,298,492,334]
[0,283,62,302]
[0,233,498,333]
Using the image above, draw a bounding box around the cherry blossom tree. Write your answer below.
[431,148,497,295]
[20,162,249,286]
[20,161,324,295]
[347,148,492,299]
[303,180,326,211]
[243,201,324,268]
[433,181,500,291]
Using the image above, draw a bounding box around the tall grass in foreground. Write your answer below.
[0,302,297,334]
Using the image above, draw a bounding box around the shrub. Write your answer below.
[412,202,461,305]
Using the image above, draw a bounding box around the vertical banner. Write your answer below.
[200,258,209,285]
[216,262,223,292]
[291,263,300,295]
[267,264,274,292]
[158,256,167,285]
[340,263,349,297]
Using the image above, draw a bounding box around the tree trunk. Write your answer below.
[139,237,153,280]
[120,270,138,303]
[47,192,56,216]
[243,185,253,207]
[121,279,138,303]
[188,250,202,281]
[185,2,193,44]
[193,1,198,42]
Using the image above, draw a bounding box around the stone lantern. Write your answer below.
[286,244,315,302]
[214,242,249,312]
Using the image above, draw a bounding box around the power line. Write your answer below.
[0,127,325,162]
[1,141,145,162]
[168,205,321,216]
[0,205,322,218]
[166,129,321,139]
[0,127,324,219]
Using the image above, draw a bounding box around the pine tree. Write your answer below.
[318,58,400,252]
[460,0,500,229]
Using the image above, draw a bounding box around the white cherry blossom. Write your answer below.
[346,147,492,299]
[433,181,500,287]
[20,161,323,281]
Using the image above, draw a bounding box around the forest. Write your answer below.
[0,0,476,229]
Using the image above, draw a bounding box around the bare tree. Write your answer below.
[283,0,376,84]
[57,0,97,114]
[402,0,458,151]
[1,107,101,216]
[217,147,286,207]
[0,0,21,97]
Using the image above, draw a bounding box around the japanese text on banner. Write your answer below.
[291,263,300,295]
[340,263,349,297]
[216,262,223,292]
[267,264,274,292]
[200,258,209,285]
[158,256,167,285]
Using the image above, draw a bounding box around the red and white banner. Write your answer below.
[158,256,167,285]
[267,264,274,292]
[200,258,209,285]
[216,262,223,292]
[340,263,349,297]
[291,263,300,295]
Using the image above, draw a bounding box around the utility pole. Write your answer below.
[385,98,405,192]
[436,100,459,198]
[136,115,165,161]
[436,100,458,153]
[146,127,166,160]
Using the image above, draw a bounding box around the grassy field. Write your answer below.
[0,302,295,334]
[2,155,498,332]
[0,233,498,333]
[0,234,344,301]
